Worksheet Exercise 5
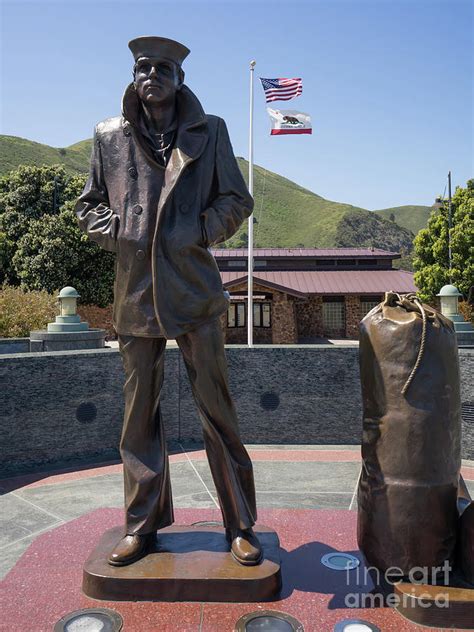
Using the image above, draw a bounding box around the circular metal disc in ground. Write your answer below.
[235,610,304,632]
[334,620,380,632]
[321,552,360,571]
[54,608,123,632]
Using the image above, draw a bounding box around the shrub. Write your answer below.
[0,164,115,305]
[0,285,57,337]
[12,201,115,307]
[77,304,116,338]
[459,300,474,326]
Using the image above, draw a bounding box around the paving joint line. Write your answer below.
[10,491,66,522]
[0,520,64,550]
[349,468,362,510]
[178,443,219,509]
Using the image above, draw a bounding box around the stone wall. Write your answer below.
[220,310,244,344]
[0,338,30,354]
[253,324,272,344]
[224,322,272,344]
[223,285,367,342]
[272,294,298,344]
[1,347,472,475]
[345,296,361,339]
[295,296,323,338]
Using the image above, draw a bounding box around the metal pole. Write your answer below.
[247,60,256,347]
[448,170,452,283]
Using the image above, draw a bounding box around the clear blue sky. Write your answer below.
[1,0,472,210]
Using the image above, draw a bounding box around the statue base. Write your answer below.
[394,578,474,629]
[82,524,281,602]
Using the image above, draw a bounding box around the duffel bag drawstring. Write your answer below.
[384,291,429,396]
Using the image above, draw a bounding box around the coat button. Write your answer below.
[133,204,143,215]
[136,250,145,260]
[128,167,138,179]
[180,203,189,213]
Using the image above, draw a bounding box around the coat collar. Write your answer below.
[121,83,209,165]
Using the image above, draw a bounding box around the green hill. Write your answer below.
[232,159,415,261]
[374,205,432,235]
[0,135,92,175]
[233,158,371,249]
[0,134,417,263]
[334,208,415,269]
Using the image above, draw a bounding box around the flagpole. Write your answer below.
[448,170,452,283]
[248,60,256,348]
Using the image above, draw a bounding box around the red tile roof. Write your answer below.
[212,248,400,258]
[221,269,416,296]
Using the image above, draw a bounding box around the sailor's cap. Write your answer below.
[128,36,190,66]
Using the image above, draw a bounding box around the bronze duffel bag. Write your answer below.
[357,291,461,574]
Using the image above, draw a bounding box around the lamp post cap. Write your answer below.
[437,284,462,297]
[58,286,80,299]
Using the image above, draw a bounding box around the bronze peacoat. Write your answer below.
[76,83,253,338]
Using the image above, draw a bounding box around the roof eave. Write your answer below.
[224,275,307,299]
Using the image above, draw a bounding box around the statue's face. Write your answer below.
[134,57,182,106]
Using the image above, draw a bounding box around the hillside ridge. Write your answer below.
[374,204,432,235]
[0,134,430,265]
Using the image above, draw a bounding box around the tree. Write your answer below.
[0,165,86,282]
[0,164,115,306]
[413,179,474,302]
[13,201,115,307]
[0,231,15,284]
[0,164,85,238]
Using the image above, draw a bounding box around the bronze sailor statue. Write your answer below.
[76,36,262,567]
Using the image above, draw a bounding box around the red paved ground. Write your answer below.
[1,507,441,632]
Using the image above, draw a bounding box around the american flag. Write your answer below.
[260,77,303,103]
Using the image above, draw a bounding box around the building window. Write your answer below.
[322,299,345,336]
[227,303,245,327]
[360,296,382,318]
[254,302,271,327]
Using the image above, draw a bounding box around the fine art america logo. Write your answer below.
[344,561,451,609]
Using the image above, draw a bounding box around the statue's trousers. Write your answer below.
[118,319,257,535]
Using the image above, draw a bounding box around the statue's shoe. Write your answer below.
[108,532,156,566]
[226,527,263,566]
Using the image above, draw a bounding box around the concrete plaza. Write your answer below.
[1,444,473,631]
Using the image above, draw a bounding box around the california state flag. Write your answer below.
[266,107,312,135]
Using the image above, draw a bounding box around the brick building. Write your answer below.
[214,248,417,344]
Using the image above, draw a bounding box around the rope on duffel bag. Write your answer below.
[401,294,427,395]
[385,291,429,396]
